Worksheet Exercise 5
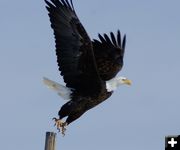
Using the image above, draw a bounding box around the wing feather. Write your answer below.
[45,0,102,95]
[117,30,121,47]
[98,34,106,44]
[122,34,126,55]
[92,31,126,80]
[104,34,113,46]
[110,32,117,46]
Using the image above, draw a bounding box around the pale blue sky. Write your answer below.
[0,0,180,150]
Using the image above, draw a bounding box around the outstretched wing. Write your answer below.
[45,0,102,95]
[92,30,126,80]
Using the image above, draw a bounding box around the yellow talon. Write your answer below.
[53,118,67,136]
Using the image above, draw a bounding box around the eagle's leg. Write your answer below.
[53,118,68,136]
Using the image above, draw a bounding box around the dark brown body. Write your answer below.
[59,88,113,124]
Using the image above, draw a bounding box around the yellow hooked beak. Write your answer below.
[123,79,132,86]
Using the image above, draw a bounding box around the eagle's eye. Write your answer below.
[121,78,127,81]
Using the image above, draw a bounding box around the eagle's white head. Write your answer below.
[106,76,132,92]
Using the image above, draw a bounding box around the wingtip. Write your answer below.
[117,30,121,47]
[70,0,75,11]
[44,0,50,5]
[98,33,106,43]
[117,30,121,38]
[44,0,55,9]
[122,34,126,49]
[110,32,117,46]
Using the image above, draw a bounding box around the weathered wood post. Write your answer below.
[44,132,56,150]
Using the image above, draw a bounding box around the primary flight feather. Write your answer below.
[44,0,131,135]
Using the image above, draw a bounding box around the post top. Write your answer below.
[46,132,56,137]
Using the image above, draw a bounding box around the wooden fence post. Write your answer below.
[44,132,56,150]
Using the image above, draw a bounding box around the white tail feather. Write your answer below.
[43,77,72,100]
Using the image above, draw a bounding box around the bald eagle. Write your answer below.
[44,0,131,135]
